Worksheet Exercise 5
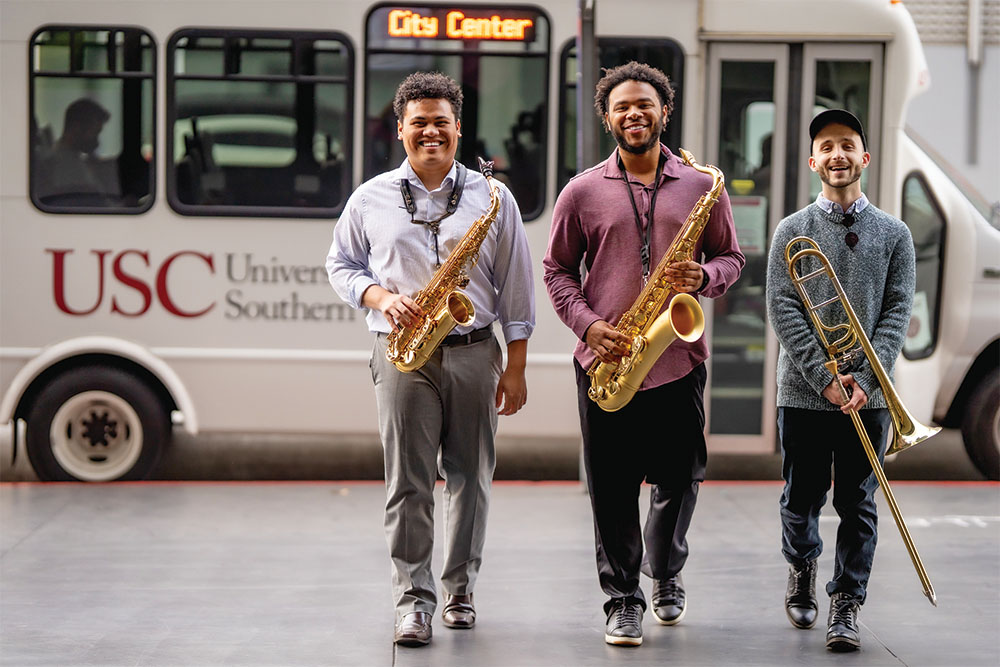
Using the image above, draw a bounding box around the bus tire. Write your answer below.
[960,372,1000,481]
[24,366,169,482]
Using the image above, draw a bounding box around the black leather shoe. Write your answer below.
[605,598,643,646]
[394,611,432,647]
[651,574,686,625]
[785,559,818,629]
[442,593,475,629]
[826,592,861,651]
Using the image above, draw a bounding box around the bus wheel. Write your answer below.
[25,367,169,482]
[961,372,1000,481]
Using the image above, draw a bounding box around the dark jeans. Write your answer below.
[576,361,707,614]
[778,406,890,603]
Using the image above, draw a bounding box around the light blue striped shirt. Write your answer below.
[816,192,870,215]
[326,159,535,343]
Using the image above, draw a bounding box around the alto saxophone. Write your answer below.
[587,149,725,411]
[385,158,502,372]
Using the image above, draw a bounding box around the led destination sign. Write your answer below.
[386,7,536,41]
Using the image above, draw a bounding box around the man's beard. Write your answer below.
[611,118,663,155]
[818,163,863,189]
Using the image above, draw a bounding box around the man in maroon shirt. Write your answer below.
[543,61,744,647]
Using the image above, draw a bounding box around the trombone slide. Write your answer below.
[827,360,937,607]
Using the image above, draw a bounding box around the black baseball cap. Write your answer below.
[809,109,867,151]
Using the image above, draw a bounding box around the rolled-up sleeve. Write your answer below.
[326,192,378,309]
[492,184,535,343]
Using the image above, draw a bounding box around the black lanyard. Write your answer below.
[400,162,468,267]
[618,151,666,283]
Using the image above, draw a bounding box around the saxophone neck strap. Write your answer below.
[399,162,468,219]
[618,151,666,282]
[400,161,468,266]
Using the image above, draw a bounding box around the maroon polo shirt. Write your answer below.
[543,145,745,389]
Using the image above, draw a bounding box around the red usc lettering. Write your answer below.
[47,248,216,318]
[111,250,152,317]
[157,251,215,318]
[49,249,111,315]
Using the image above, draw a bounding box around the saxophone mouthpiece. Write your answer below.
[477,157,495,178]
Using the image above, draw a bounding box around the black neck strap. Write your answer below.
[399,162,468,266]
[399,162,467,219]
[618,151,666,281]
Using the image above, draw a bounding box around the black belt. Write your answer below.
[440,326,493,347]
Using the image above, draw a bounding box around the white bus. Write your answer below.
[1,0,997,482]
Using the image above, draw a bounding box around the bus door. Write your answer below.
[704,43,789,453]
[704,41,883,453]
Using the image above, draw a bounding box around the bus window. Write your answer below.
[365,4,549,220]
[30,27,155,213]
[558,39,684,192]
[901,172,946,360]
[167,30,354,217]
[802,51,881,204]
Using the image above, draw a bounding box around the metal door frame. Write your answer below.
[704,42,788,454]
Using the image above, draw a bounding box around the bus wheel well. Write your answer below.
[14,353,178,425]
[941,339,999,428]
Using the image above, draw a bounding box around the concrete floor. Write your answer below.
[1,480,997,666]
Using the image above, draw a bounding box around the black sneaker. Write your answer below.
[651,574,686,625]
[605,599,643,646]
[826,592,861,652]
[785,559,818,629]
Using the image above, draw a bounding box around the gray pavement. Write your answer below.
[1,480,998,666]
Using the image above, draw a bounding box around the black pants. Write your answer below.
[778,406,890,603]
[575,361,707,613]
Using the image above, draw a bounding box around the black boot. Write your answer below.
[784,559,818,629]
[826,592,861,651]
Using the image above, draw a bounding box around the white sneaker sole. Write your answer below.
[605,633,643,646]
[653,602,687,626]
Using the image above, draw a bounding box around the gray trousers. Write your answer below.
[370,333,502,619]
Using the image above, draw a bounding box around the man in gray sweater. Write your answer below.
[765,109,915,652]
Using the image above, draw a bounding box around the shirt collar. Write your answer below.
[393,158,458,193]
[815,192,869,215]
[602,144,682,185]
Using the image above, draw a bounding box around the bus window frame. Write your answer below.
[29,24,158,216]
[901,169,947,361]
[362,2,551,222]
[165,27,355,219]
[556,36,685,193]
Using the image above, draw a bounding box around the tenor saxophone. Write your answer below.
[587,149,725,411]
[385,158,502,372]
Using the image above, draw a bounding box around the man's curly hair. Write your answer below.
[393,71,463,120]
[593,61,674,121]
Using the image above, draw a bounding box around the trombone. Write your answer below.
[785,236,938,606]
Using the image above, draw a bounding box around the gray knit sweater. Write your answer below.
[766,203,915,411]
